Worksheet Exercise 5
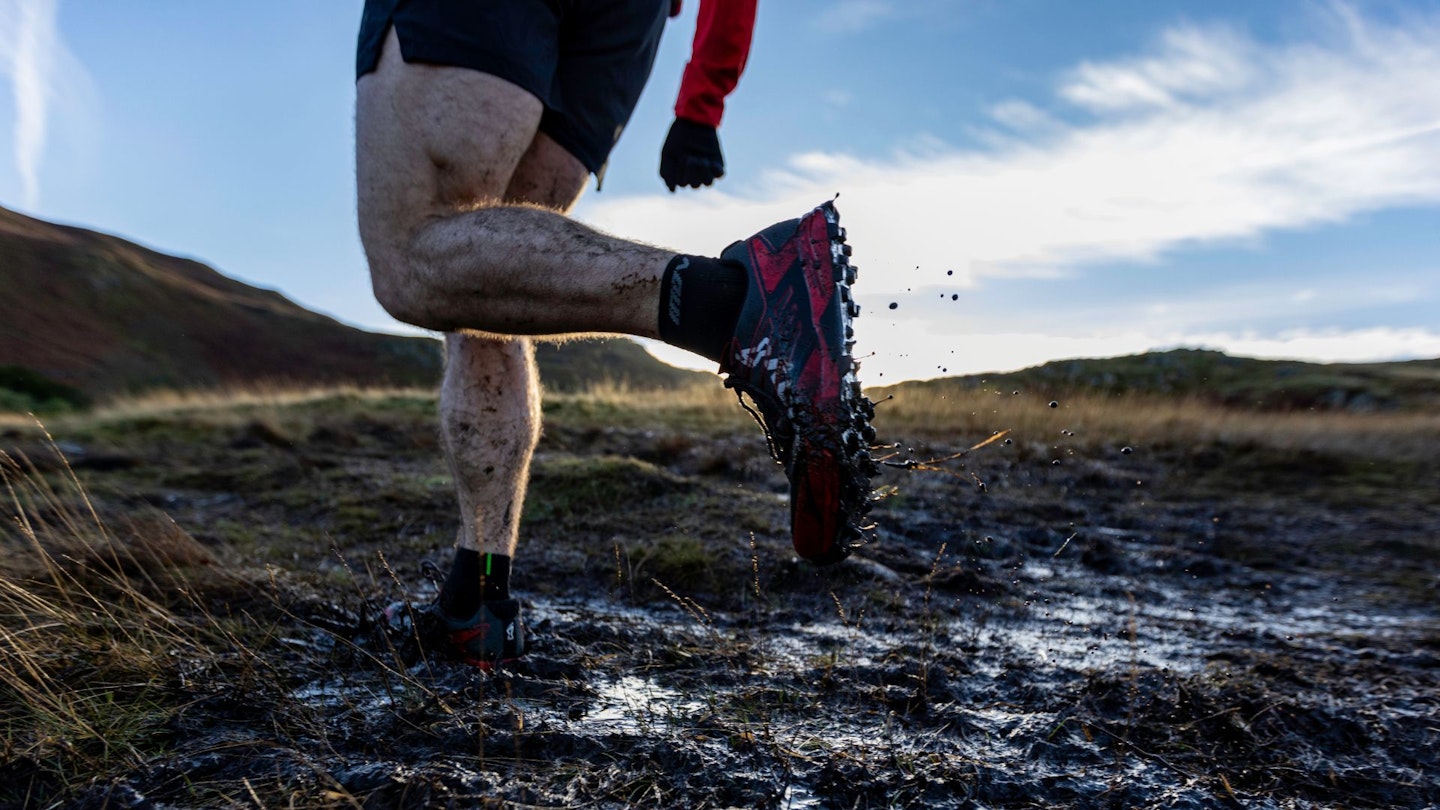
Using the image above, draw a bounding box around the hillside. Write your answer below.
[880,348,1440,412]
[9,206,1428,415]
[0,206,706,409]
[0,205,442,403]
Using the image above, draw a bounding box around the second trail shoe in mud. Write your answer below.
[384,599,524,670]
[720,200,878,565]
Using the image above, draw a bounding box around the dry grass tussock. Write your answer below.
[0,428,456,803]
[871,388,1440,462]
[0,434,269,795]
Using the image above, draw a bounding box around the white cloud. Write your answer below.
[1186,327,1440,366]
[1060,25,1258,112]
[988,100,1060,134]
[0,0,91,210]
[867,326,1440,382]
[815,0,895,35]
[927,272,1436,336]
[586,7,1440,284]
[643,324,1440,383]
[579,4,1440,380]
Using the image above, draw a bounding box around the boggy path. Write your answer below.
[8,400,1438,808]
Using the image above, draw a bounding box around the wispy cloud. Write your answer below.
[814,0,895,35]
[0,0,89,209]
[582,5,1440,378]
[587,10,1440,287]
[1060,25,1258,112]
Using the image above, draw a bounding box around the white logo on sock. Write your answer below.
[668,259,688,326]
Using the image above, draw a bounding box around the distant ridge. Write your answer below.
[879,348,1440,412]
[0,206,706,409]
[0,205,442,403]
[19,205,1424,415]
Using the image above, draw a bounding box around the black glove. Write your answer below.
[660,118,725,192]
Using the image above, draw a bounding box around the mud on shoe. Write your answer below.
[719,200,878,564]
[384,598,524,670]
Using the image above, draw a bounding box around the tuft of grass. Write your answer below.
[639,535,720,598]
[0,365,90,415]
[524,454,691,522]
[0,438,233,802]
[0,431,445,806]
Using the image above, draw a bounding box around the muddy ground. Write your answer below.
[3,393,1438,808]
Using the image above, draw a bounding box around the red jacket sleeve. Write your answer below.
[674,0,758,129]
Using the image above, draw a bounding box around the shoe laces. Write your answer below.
[724,377,793,466]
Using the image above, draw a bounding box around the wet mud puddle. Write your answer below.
[263,546,1436,809]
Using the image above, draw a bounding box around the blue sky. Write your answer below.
[2,0,1438,383]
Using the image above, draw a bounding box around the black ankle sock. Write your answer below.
[658,254,746,363]
[439,550,512,619]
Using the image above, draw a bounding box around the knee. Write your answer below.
[362,216,493,331]
[359,211,451,328]
[366,245,460,330]
[368,259,426,326]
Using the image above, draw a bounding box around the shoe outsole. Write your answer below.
[796,203,878,564]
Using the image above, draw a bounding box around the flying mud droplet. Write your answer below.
[1121,446,1134,455]
[1003,438,1013,446]
[947,270,954,276]
[1051,459,1061,466]
[1049,401,1059,408]
[950,294,958,301]
[888,302,898,310]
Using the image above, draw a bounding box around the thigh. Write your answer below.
[505,132,590,211]
[356,28,544,263]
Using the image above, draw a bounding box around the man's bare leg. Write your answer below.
[357,30,657,619]
[358,31,762,631]
[441,132,589,568]
[356,30,672,340]
[439,334,538,562]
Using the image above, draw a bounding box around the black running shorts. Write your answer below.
[357,0,669,175]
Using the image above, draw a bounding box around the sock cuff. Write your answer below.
[440,550,513,619]
[658,254,746,362]
[479,553,511,602]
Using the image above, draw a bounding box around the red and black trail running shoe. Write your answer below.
[384,599,524,670]
[720,200,878,564]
